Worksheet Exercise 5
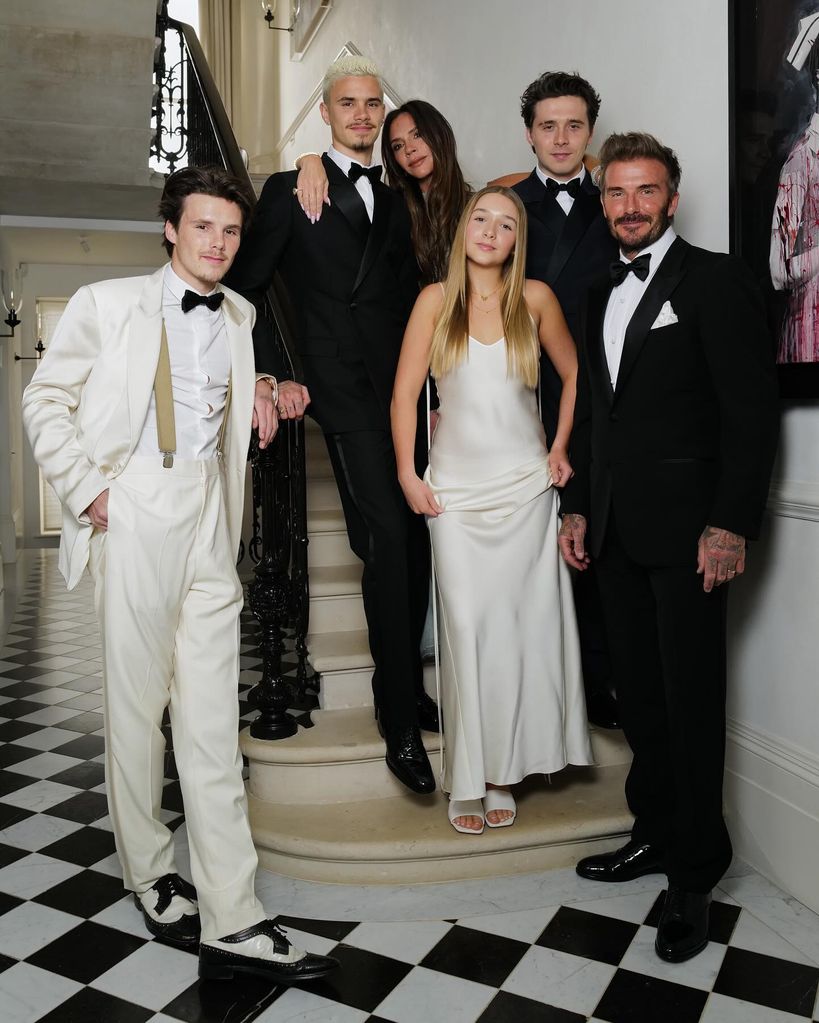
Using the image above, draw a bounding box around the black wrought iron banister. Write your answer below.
[152,1,313,739]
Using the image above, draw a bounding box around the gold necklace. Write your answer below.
[470,297,500,313]
[473,284,500,302]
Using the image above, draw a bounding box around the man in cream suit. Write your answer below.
[23,167,337,984]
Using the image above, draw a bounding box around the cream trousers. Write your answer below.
[88,457,264,941]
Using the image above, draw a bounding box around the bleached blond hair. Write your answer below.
[322,55,384,103]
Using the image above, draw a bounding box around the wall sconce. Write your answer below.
[261,0,295,31]
[1,268,22,340]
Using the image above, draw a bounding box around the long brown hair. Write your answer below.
[430,187,538,388]
[383,100,471,284]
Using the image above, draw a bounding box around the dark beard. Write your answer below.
[617,210,672,257]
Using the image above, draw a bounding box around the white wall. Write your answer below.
[257,0,819,910]
[262,0,729,250]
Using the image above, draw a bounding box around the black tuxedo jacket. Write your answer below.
[513,169,617,341]
[561,236,780,565]
[513,170,618,442]
[225,155,419,433]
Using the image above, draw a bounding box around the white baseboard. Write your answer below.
[725,719,819,914]
[767,480,819,521]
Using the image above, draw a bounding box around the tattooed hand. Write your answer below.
[697,525,746,592]
[558,513,590,571]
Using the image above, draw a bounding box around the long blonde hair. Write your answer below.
[430,186,538,388]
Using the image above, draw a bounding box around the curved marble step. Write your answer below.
[245,764,632,884]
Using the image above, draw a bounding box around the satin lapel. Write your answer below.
[221,295,254,466]
[545,189,600,284]
[323,154,370,243]
[614,237,688,400]
[586,283,614,405]
[517,170,565,237]
[126,267,164,453]
[352,183,390,293]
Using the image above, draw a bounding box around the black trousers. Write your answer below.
[595,518,732,893]
[325,430,430,727]
[572,563,613,697]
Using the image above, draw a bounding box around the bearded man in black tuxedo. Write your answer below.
[513,71,620,729]
[225,55,436,795]
[559,132,779,963]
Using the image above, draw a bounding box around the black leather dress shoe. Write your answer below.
[416,691,441,732]
[134,873,200,948]
[585,687,620,729]
[655,886,711,962]
[576,840,666,882]
[200,919,339,982]
[377,714,435,793]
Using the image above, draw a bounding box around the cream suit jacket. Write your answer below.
[22,264,257,590]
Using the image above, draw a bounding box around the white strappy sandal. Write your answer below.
[448,799,485,835]
[484,789,516,828]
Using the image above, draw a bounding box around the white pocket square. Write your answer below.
[651,301,678,329]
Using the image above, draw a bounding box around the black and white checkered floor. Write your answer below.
[1,550,819,1022]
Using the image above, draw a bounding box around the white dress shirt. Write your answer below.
[327,144,376,221]
[133,265,231,461]
[603,226,677,387]
[536,165,586,215]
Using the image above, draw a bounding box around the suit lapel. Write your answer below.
[518,170,566,239]
[126,267,164,452]
[586,282,614,404]
[614,236,688,399]
[220,291,255,467]
[323,154,370,244]
[545,177,602,284]
[353,183,390,293]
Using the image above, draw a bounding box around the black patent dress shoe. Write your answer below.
[135,873,200,948]
[655,886,711,962]
[416,691,442,732]
[377,714,435,793]
[585,687,620,729]
[200,919,339,982]
[576,839,666,882]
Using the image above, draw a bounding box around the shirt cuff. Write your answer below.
[256,374,278,405]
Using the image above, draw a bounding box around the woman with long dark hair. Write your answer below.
[391,187,592,834]
[294,100,471,282]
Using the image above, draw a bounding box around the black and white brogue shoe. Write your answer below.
[199,919,339,983]
[135,873,201,949]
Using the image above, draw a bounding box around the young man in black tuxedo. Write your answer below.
[559,132,779,963]
[225,56,437,795]
[513,71,620,729]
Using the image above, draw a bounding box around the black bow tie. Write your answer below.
[181,289,225,314]
[610,253,651,286]
[348,163,382,185]
[545,177,582,198]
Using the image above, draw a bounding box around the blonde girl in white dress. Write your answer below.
[391,186,593,834]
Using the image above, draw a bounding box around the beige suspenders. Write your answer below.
[153,320,231,468]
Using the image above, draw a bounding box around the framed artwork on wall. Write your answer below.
[730,0,819,397]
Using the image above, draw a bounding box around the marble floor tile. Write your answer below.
[0,851,83,899]
[91,941,200,1011]
[0,961,83,1023]
[373,965,495,1023]
[501,945,616,1017]
[0,900,82,959]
